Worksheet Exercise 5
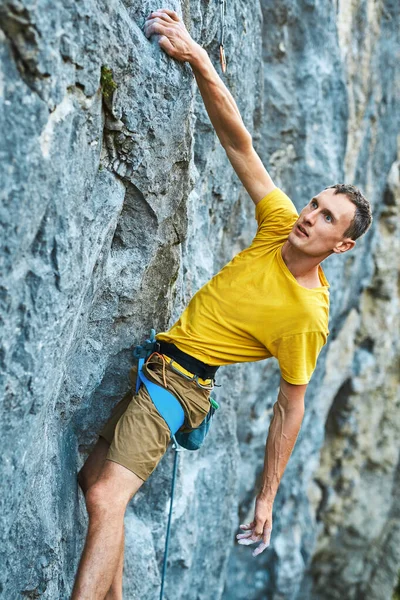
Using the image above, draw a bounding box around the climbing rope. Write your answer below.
[219,0,227,73]
[159,437,182,600]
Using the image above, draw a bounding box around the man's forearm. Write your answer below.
[259,387,305,504]
[189,46,251,151]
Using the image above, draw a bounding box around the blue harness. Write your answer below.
[135,355,185,434]
[133,329,185,435]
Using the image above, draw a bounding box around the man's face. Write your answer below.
[288,188,357,258]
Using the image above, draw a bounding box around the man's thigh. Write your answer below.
[93,458,145,505]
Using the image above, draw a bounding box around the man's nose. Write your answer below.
[304,210,317,225]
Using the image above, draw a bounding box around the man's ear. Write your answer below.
[332,238,356,254]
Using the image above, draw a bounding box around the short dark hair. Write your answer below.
[326,183,373,241]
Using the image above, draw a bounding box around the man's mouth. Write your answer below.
[296,224,309,237]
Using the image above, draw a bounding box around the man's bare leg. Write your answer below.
[73,457,144,599]
[77,437,127,600]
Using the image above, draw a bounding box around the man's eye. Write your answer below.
[311,201,317,208]
[325,214,332,222]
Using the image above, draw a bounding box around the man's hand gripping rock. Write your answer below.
[144,9,199,63]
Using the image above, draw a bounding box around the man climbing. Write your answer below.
[72,8,372,599]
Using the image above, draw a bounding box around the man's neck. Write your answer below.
[281,240,329,288]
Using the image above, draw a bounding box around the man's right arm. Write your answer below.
[237,377,306,556]
[144,9,275,205]
[190,48,276,205]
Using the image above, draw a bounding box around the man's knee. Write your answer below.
[85,482,126,518]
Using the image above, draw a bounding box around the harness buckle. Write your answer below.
[133,328,160,359]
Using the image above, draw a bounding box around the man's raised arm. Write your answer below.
[144,9,276,205]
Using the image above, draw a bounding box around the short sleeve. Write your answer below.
[253,187,299,246]
[269,331,328,385]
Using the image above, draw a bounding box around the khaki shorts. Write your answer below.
[98,354,212,481]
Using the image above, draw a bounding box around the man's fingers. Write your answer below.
[262,526,272,545]
[236,531,253,540]
[238,534,262,545]
[252,541,269,557]
[145,17,168,30]
[158,35,175,54]
[148,11,175,23]
[157,8,180,21]
[237,537,258,546]
[144,20,169,39]
[237,523,271,556]
[237,530,262,544]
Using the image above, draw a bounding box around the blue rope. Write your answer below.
[159,438,181,600]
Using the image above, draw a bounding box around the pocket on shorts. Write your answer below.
[175,384,211,429]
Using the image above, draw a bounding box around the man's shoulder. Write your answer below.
[255,187,298,222]
[254,188,298,245]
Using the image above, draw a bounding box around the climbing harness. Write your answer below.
[157,339,220,381]
[133,329,220,599]
[219,0,227,73]
[135,351,185,434]
[133,331,219,437]
[163,355,215,389]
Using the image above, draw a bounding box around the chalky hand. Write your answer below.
[236,497,273,557]
[236,522,272,557]
[144,8,199,64]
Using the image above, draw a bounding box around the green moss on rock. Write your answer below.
[100,66,117,99]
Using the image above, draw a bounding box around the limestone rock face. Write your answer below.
[0,0,399,599]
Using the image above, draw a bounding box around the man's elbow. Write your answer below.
[279,376,307,412]
[223,127,253,153]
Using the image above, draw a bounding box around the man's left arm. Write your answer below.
[237,377,307,556]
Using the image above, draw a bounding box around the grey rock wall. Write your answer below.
[0,1,399,599]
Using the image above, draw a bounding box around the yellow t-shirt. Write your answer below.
[156,188,330,384]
